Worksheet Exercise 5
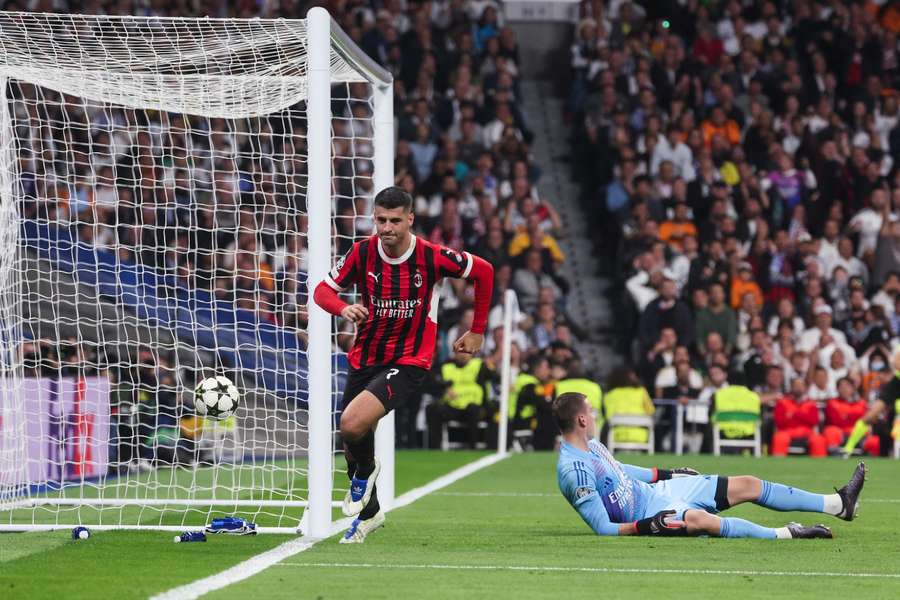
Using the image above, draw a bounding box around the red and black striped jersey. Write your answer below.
[324,234,475,370]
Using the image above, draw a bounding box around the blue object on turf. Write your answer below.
[174,531,207,543]
[205,517,257,535]
[71,526,90,540]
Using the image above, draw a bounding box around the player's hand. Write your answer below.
[340,304,368,324]
[670,467,700,478]
[452,331,484,355]
[634,510,687,536]
[655,467,700,480]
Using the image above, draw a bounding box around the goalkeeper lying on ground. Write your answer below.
[553,392,866,539]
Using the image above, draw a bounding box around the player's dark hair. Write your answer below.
[374,186,413,212]
[552,392,588,433]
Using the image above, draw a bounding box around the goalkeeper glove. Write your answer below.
[655,467,700,481]
[892,421,900,441]
[633,510,688,536]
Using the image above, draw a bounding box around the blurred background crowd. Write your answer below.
[573,0,900,455]
[8,0,900,458]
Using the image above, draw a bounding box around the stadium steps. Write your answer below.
[520,80,623,378]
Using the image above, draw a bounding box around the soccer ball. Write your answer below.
[194,375,240,420]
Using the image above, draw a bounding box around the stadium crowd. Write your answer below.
[10,0,577,454]
[572,0,900,455]
[13,0,900,458]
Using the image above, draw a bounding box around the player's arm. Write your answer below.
[621,464,700,483]
[436,246,495,354]
[574,491,635,536]
[312,245,368,324]
[561,467,627,536]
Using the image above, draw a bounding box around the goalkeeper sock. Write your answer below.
[755,480,825,512]
[719,517,778,539]
[359,484,380,520]
[346,430,376,479]
[842,419,869,454]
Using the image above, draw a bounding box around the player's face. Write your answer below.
[581,398,596,439]
[374,205,414,250]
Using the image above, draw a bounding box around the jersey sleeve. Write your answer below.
[325,244,360,292]
[435,245,474,279]
[621,464,656,483]
[559,465,620,536]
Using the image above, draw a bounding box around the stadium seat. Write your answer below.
[712,386,762,457]
[441,420,488,451]
[511,429,534,453]
[712,417,761,457]
[606,414,655,455]
[198,415,241,462]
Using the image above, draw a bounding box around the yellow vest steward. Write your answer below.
[556,378,603,427]
[510,373,538,419]
[713,385,761,439]
[442,359,485,410]
[603,386,653,443]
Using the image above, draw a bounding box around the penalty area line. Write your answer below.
[275,562,900,579]
[150,453,509,600]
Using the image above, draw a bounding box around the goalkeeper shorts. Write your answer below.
[642,475,730,520]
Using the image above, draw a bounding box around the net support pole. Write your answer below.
[372,80,396,510]
[0,75,24,496]
[497,289,515,455]
[305,6,334,539]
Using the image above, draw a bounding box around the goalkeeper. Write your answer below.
[553,392,865,539]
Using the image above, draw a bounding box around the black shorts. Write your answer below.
[341,364,428,412]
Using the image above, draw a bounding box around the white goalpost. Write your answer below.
[0,8,393,537]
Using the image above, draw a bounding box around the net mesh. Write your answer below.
[0,12,375,531]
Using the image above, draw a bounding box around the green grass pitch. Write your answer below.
[2,452,899,599]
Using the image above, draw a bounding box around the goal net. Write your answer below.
[0,8,393,535]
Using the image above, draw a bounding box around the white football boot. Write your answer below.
[339,510,385,544]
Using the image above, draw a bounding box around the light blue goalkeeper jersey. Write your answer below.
[557,439,657,536]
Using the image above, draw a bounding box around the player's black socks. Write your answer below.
[359,484,380,520]
[347,430,376,479]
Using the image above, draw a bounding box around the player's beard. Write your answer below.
[380,230,408,254]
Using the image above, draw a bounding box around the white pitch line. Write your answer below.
[275,561,900,579]
[151,452,509,600]
[434,491,555,497]
[435,491,900,503]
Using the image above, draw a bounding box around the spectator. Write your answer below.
[638,274,695,354]
[427,350,497,450]
[658,201,697,251]
[512,248,562,313]
[730,262,764,310]
[824,377,880,457]
[771,378,826,457]
[798,305,849,354]
[695,282,738,354]
[602,368,655,449]
[516,356,564,450]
